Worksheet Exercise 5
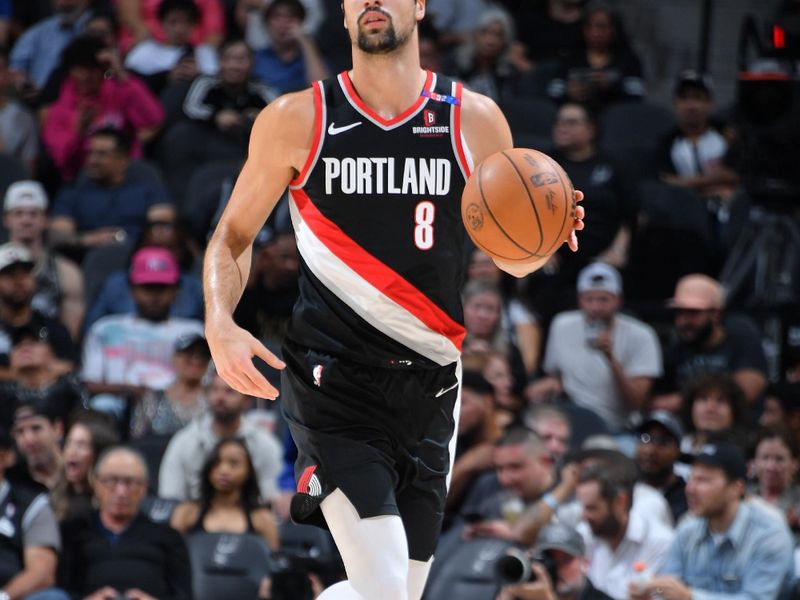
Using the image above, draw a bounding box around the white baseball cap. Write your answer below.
[4,181,48,212]
[577,262,622,296]
[0,242,35,273]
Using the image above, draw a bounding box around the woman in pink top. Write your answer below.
[116,0,225,54]
[42,36,164,182]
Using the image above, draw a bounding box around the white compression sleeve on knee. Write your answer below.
[317,488,410,600]
[407,558,434,600]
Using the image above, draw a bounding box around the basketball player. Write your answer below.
[204,2,584,598]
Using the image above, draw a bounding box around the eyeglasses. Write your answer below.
[639,433,677,448]
[96,475,145,490]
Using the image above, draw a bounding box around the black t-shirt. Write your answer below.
[514,8,584,63]
[59,512,192,600]
[661,315,768,393]
[662,475,689,523]
[0,312,76,366]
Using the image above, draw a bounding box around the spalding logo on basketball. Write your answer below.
[465,203,484,231]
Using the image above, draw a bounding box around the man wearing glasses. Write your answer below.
[60,447,191,600]
[652,274,768,413]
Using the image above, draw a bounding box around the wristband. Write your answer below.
[542,492,560,511]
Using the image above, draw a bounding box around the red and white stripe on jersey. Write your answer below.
[450,81,473,181]
[288,188,465,366]
[338,70,437,131]
[290,81,327,189]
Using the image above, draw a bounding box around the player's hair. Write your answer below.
[579,461,635,510]
[158,0,201,23]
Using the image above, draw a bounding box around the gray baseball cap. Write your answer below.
[533,523,585,557]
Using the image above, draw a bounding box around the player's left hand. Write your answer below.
[566,190,585,252]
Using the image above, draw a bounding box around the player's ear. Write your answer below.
[416,0,425,21]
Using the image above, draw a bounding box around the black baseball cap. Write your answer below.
[675,70,713,97]
[690,443,747,481]
[637,410,684,443]
[11,324,51,347]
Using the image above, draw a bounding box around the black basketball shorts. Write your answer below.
[280,340,461,562]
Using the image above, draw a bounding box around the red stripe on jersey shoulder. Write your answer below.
[452,82,471,179]
[297,465,317,493]
[290,81,324,187]
[291,188,466,351]
[341,70,433,127]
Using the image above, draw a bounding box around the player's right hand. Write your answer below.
[206,322,286,400]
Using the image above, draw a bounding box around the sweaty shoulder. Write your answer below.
[460,88,513,166]
[250,87,317,176]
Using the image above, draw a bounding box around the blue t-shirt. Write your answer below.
[252,47,307,94]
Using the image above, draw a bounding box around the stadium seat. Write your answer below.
[423,537,514,600]
[599,101,676,162]
[140,496,180,524]
[180,161,242,246]
[129,434,173,495]
[276,520,339,566]
[81,241,132,307]
[186,532,273,600]
[500,96,558,153]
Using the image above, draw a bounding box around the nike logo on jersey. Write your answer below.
[328,121,363,136]
[435,381,459,398]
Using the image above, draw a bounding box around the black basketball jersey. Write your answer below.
[286,71,473,368]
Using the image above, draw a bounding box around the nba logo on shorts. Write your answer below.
[313,364,324,387]
[423,109,436,126]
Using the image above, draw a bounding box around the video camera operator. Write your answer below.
[496,523,612,600]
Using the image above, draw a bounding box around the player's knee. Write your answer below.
[352,572,408,600]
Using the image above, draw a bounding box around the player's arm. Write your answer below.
[204,90,315,399]
[461,89,584,278]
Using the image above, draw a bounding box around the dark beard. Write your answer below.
[357,23,403,54]
[640,465,674,487]
[683,320,715,349]
[593,512,622,539]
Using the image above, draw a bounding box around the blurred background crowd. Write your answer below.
[0,0,799,598]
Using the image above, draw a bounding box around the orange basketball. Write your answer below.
[461,148,576,262]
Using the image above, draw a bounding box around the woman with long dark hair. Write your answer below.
[170,437,279,549]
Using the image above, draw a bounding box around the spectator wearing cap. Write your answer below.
[158,371,282,503]
[497,522,614,600]
[11,402,65,491]
[0,49,38,174]
[42,35,165,182]
[3,182,85,339]
[631,443,795,600]
[81,246,203,421]
[652,274,768,411]
[49,126,172,251]
[251,0,329,94]
[129,333,210,439]
[635,411,689,523]
[576,461,674,600]
[0,242,77,381]
[0,325,87,435]
[0,423,68,600]
[528,262,662,434]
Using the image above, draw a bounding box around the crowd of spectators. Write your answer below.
[0,0,798,599]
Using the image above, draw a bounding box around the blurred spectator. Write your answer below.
[546,0,644,111]
[0,325,86,433]
[759,383,800,437]
[0,243,77,380]
[425,0,495,49]
[158,372,283,503]
[50,411,120,522]
[85,212,204,330]
[239,0,325,51]
[445,370,501,521]
[632,444,794,600]
[635,411,688,523]
[0,50,39,174]
[418,18,443,72]
[116,0,224,53]
[0,424,67,600]
[528,263,662,433]
[679,373,750,457]
[234,226,299,344]
[513,0,584,65]
[467,245,541,379]
[125,0,219,94]
[129,333,210,439]
[251,0,329,94]
[170,437,280,549]
[522,404,571,462]
[59,446,192,600]
[576,462,674,600]
[49,127,172,250]
[42,36,164,181]
[9,0,92,95]
[462,348,519,424]
[496,522,614,600]
[81,246,204,419]
[749,426,800,535]
[462,279,527,393]
[460,427,555,541]
[11,402,64,491]
[653,274,768,411]
[3,182,85,339]
[451,8,526,104]
[0,0,8,48]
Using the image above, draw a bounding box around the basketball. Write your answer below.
[461,148,576,262]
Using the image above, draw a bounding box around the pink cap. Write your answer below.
[129,247,180,285]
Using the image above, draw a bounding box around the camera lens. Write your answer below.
[495,548,534,584]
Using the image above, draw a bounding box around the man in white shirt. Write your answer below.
[528,262,662,433]
[576,462,674,599]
